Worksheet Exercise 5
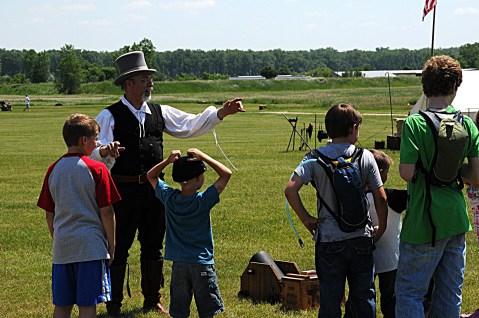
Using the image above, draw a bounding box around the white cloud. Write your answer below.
[304,11,328,18]
[159,0,216,11]
[28,4,55,13]
[125,0,153,10]
[360,21,382,28]
[304,22,325,31]
[454,7,479,16]
[78,19,113,27]
[28,17,45,25]
[126,13,149,22]
[61,4,96,12]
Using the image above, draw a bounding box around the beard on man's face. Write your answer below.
[142,92,151,103]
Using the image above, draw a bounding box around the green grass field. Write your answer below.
[1,80,478,317]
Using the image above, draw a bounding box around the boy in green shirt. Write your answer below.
[397,55,479,317]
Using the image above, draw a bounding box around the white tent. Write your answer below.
[410,69,479,119]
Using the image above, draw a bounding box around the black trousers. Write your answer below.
[376,269,397,318]
[112,182,166,265]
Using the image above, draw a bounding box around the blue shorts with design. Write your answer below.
[169,262,224,318]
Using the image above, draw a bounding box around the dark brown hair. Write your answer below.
[62,113,99,147]
[325,103,362,138]
[422,55,462,98]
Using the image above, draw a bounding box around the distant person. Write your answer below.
[90,51,244,316]
[397,55,479,317]
[146,148,232,318]
[23,94,30,111]
[37,114,121,318]
[284,103,388,318]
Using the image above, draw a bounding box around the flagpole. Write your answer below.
[430,5,436,57]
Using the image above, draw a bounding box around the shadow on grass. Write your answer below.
[97,307,144,318]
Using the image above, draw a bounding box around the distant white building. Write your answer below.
[229,75,266,80]
[335,70,422,78]
[274,75,313,80]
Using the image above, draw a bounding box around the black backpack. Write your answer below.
[310,147,369,232]
[417,109,469,246]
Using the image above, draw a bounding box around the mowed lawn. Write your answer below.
[1,85,478,317]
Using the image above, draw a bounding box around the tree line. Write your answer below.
[1,38,478,94]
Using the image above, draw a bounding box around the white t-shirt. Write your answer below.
[91,96,222,168]
[368,191,402,273]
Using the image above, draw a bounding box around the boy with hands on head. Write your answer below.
[147,148,232,318]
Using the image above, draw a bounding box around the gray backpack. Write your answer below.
[418,109,469,246]
[418,109,468,188]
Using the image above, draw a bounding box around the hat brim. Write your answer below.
[114,69,157,86]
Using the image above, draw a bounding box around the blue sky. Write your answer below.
[1,0,478,52]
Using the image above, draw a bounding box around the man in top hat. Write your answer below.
[90,51,244,317]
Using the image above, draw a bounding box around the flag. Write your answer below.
[423,0,436,21]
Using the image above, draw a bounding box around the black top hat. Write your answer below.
[172,156,207,183]
[114,51,156,86]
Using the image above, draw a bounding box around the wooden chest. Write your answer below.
[281,271,320,310]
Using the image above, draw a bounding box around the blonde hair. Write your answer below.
[369,149,393,171]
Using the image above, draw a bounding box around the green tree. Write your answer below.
[56,44,83,94]
[277,64,291,75]
[84,64,104,82]
[260,66,277,79]
[132,38,157,69]
[115,38,157,70]
[24,50,50,83]
[12,73,27,84]
[174,72,198,81]
[0,49,24,76]
[308,66,333,77]
[101,67,117,81]
[459,42,479,68]
[201,72,228,80]
[23,49,36,82]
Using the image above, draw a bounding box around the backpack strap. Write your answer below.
[309,149,340,224]
[417,110,443,247]
[418,110,439,174]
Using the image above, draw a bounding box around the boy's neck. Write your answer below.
[331,137,353,144]
[181,185,196,197]
[67,146,86,155]
[427,96,452,111]
[180,183,198,197]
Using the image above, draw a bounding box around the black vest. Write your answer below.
[107,101,165,175]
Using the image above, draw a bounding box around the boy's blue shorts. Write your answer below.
[52,259,111,307]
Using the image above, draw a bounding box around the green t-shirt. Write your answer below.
[400,106,479,244]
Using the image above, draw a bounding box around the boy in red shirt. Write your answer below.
[38,114,121,318]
